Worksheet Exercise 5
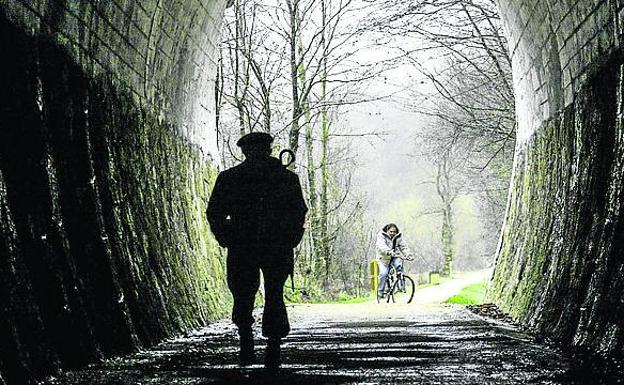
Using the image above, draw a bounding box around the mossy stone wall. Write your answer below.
[0,2,229,384]
[490,52,624,356]
[491,0,624,356]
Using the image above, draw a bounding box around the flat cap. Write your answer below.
[236,132,274,148]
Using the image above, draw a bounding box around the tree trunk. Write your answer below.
[435,157,455,277]
[297,32,319,273]
[286,0,301,167]
[317,0,331,287]
[234,0,246,135]
[441,203,454,277]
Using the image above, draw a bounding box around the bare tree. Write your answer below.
[433,145,467,276]
[364,0,515,265]
[217,0,387,298]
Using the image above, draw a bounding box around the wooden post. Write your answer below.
[369,259,379,295]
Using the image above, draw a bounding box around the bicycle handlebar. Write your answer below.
[391,251,414,261]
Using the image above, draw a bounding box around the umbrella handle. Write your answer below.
[280,149,295,167]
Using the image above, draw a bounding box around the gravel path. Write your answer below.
[45,273,616,385]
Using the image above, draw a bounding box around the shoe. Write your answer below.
[264,338,281,370]
[239,330,255,366]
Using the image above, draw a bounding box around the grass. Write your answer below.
[445,282,486,305]
[284,290,372,304]
[319,295,371,304]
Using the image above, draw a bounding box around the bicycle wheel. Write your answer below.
[390,274,415,303]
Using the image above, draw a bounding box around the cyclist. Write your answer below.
[376,223,413,298]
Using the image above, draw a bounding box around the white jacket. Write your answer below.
[375,230,412,262]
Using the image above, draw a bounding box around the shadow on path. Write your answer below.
[45,303,621,385]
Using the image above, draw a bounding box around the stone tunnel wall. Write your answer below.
[0,1,229,384]
[491,0,624,356]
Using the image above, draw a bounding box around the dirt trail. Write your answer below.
[46,273,616,385]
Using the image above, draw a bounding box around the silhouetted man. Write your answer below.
[206,132,307,369]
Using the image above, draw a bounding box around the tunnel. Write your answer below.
[0,0,623,384]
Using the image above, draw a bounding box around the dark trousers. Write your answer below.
[226,248,292,339]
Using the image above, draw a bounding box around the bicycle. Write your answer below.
[376,254,416,304]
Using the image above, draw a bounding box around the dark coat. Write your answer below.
[206,156,307,252]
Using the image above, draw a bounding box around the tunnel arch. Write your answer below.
[0,0,623,383]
